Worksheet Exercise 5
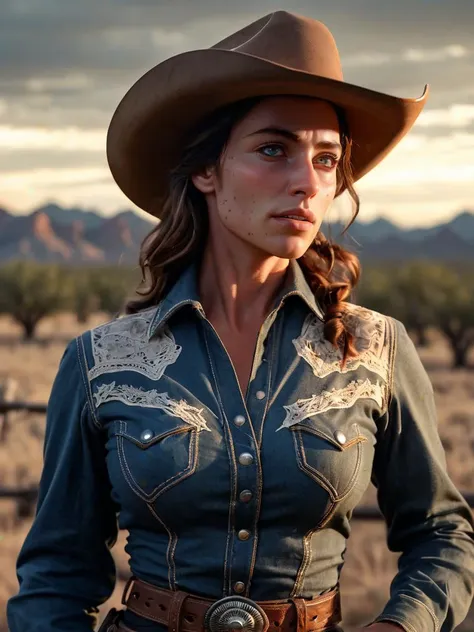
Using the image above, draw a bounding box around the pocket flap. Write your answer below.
[293,418,366,451]
[114,419,192,449]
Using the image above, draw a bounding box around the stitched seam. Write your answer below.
[150,299,203,337]
[116,421,198,502]
[203,326,237,596]
[118,426,191,445]
[148,302,164,339]
[403,595,439,632]
[295,424,367,450]
[291,501,336,597]
[151,430,199,501]
[247,327,278,592]
[295,426,365,501]
[294,430,337,500]
[147,503,176,591]
[117,421,149,501]
[238,323,276,594]
[374,615,417,632]
[339,439,364,501]
[386,317,398,413]
[76,336,102,430]
[258,323,278,447]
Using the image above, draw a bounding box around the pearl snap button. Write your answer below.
[238,529,251,541]
[140,430,154,442]
[239,490,253,503]
[335,431,347,445]
[234,414,246,427]
[256,390,266,400]
[238,453,254,466]
[233,581,246,593]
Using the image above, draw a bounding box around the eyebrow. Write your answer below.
[246,126,342,152]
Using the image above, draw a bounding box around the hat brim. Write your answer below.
[107,48,428,215]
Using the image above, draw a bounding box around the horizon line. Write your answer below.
[1,199,473,232]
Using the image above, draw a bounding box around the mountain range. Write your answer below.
[0,203,473,264]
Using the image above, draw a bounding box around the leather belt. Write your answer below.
[122,577,342,632]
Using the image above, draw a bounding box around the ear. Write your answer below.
[191,166,217,194]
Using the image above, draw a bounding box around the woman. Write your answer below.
[7,10,474,632]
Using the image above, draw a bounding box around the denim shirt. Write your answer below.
[7,260,474,632]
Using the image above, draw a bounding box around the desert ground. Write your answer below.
[0,312,473,631]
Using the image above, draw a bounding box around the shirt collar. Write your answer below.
[274,258,325,321]
[147,263,204,339]
[147,258,324,339]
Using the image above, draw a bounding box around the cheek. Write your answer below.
[319,174,338,206]
[219,163,272,219]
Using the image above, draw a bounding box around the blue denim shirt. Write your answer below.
[7,260,474,632]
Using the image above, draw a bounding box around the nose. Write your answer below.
[287,156,319,199]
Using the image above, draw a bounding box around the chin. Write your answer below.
[264,238,313,260]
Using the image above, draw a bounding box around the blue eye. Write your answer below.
[316,154,339,168]
[259,144,284,157]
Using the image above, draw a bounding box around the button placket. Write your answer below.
[201,318,272,597]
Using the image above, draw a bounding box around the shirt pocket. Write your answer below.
[114,418,199,502]
[291,418,367,502]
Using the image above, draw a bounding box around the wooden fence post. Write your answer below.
[0,377,19,443]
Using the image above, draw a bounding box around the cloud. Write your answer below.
[0,125,105,151]
[342,44,472,69]
[1,0,473,225]
[358,131,474,190]
[403,44,470,62]
[416,105,474,128]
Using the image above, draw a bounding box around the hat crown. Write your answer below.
[211,11,343,81]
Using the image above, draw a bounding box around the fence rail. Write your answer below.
[0,401,47,414]
[1,401,474,520]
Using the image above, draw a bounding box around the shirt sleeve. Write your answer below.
[370,319,474,632]
[7,337,119,631]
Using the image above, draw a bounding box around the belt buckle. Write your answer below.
[204,596,270,632]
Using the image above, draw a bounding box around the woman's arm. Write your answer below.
[369,320,474,632]
[7,339,119,631]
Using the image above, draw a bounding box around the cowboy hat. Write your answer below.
[106,10,428,215]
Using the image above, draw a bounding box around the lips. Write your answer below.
[271,208,316,223]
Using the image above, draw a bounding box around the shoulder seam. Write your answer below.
[385,317,399,413]
[75,335,102,430]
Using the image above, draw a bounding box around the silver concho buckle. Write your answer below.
[204,596,270,632]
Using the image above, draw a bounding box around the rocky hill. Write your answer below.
[0,203,473,263]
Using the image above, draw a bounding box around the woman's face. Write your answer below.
[192,96,341,260]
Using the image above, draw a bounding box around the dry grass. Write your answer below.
[0,314,473,631]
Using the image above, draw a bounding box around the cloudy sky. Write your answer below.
[1,0,473,227]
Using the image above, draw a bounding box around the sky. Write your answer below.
[0,0,473,227]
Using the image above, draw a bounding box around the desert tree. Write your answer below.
[390,262,447,347]
[70,268,100,324]
[0,261,72,340]
[430,269,474,369]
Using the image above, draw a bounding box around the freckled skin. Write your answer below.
[192,96,341,260]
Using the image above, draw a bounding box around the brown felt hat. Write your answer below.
[106,10,429,216]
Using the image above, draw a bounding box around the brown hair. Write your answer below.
[126,96,361,367]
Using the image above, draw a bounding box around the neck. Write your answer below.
[198,238,289,332]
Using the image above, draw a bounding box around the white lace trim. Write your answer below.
[88,308,181,381]
[93,382,211,432]
[293,304,389,381]
[277,378,384,430]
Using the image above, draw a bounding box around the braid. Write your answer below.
[299,232,361,369]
